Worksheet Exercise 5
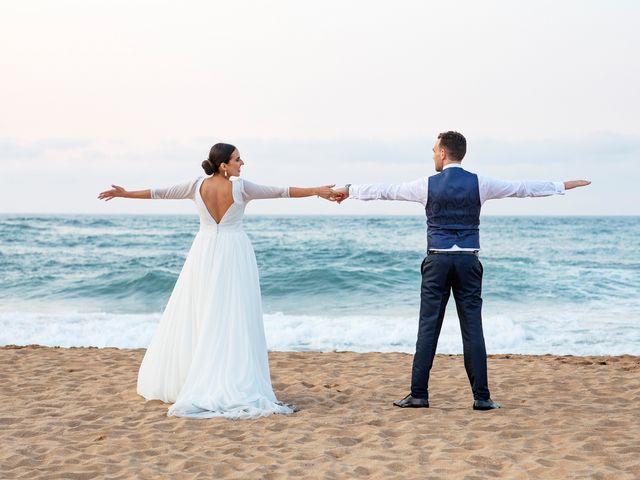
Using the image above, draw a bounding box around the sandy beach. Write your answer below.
[1,346,639,479]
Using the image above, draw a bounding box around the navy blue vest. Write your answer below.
[425,167,481,249]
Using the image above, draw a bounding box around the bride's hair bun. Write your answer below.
[202,143,237,175]
[201,159,215,176]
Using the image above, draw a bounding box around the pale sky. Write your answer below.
[1,0,638,215]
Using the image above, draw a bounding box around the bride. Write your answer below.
[98,143,338,419]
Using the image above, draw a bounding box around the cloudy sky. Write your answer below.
[1,0,638,215]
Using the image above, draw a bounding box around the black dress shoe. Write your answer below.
[473,399,502,410]
[393,394,429,408]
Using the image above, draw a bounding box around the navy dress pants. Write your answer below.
[410,252,490,401]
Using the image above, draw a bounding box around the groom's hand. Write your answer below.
[564,180,591,190]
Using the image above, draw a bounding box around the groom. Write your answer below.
[334,131,590,410]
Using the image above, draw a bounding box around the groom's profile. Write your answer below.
[335,131,590,410]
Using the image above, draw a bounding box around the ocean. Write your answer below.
[0,214,638,355]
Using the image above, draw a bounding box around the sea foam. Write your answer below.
[1,307,637,355]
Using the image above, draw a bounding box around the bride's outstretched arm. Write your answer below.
[241,179,339,201]
[98,179,199,201]
[98,185,151,201]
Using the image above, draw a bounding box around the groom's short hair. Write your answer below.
[438,131,466,161]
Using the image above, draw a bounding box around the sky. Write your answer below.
[1,0,638,215]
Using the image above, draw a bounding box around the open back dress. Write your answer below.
[136,176,295,419]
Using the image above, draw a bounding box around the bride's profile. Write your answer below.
[98,143,338,419]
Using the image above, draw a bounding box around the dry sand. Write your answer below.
[1,346,639,479]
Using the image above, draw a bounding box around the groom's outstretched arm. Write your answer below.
[478,176,590,204]
[335,177,429,205]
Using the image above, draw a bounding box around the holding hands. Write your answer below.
[313,185,341,201]
[331,186,348,204]
[313,184,347,203]
[314,185,348,203]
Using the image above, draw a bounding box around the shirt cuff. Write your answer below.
[348,184,369,200]
[554,181,565,195]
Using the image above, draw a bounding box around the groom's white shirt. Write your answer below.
[349,164,565,251]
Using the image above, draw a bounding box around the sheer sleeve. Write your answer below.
[240,179,290,202]
[150,178,201,200]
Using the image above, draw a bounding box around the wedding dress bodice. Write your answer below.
[151,177,289,231]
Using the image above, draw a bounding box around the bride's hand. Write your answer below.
[98,185,127,201]
[315,185,340,201]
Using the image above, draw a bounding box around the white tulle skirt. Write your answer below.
[137,227,294,419]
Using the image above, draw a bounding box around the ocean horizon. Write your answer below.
[1,214,638,355]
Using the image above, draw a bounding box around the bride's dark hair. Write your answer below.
[202,143,237,175]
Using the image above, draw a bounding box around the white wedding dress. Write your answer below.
[137,176,295,419]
